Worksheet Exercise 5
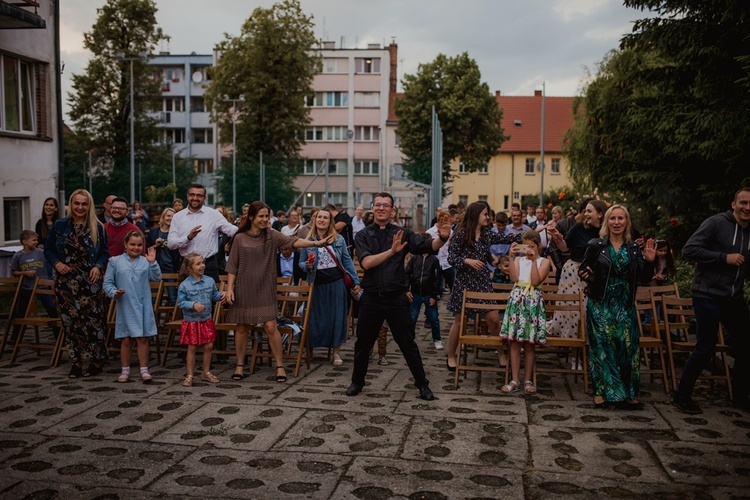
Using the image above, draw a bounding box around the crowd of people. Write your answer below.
[5,186,749,413]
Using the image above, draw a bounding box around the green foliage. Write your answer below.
[395,53,506,194]
[67,0,170,200]
[565,1,750,251]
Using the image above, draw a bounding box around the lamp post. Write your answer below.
[116,51,147,203]
[222,95,245,212]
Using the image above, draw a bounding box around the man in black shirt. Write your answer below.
[326,203,354,254]
[348,192,451,400]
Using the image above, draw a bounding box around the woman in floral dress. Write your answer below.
[44,189,109,378]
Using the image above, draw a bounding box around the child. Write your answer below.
[9,230,58,342]
[177,252,224,387]
[643,238,676,325]
[500,230,551,395]
[405,252,443,349]
[103,230,161,383]
[491,255,513,285]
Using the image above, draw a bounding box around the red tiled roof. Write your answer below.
[497,92,575,153]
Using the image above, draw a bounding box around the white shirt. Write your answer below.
[352,216,365,235]
[281,224,301,236]
[426,224,453,270]
[168,206,238,258]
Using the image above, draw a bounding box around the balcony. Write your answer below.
[0,0,46,29]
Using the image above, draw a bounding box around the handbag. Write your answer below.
[323,246,355,288]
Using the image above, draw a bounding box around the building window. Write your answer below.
[191,128,213,144]
[303,192,346,208]
[164,97,184,112]
[322,58,348,73]
[551,158,561,175]
[354,126,380,141]
[305,127,323,142]
[303,158,346,175]
[305,91,348,107]
[354,160,379,175]
[478,195,488,202]
[164,128,186,144]
[525,158,535,175]
[164,68,182,82]
[194,159,214,174]
[191,97,205,112]
[458,162,487,174]
[353,92,379,108]
[479,163,489,174]
[355,58,381,74]
[458,195,468,206]
[305,126,347,142]
[503,195,509,210]
[3,197,27,241]
[513,191,520,200]
[394,132,400,147]
[1,55,36,133]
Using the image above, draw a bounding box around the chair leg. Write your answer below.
[657,347,670,394]
[10,324,25,363]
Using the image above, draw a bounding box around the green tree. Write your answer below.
[67,0,170,202]
[395,53,506,192]
[566,0,750,248]
[204,0,318,211]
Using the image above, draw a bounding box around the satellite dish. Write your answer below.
[192,71,203,83]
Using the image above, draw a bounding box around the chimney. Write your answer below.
[389,42,398,95]
[495,90,502,98]
[534,90,542,97]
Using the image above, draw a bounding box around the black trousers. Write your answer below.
[204,254,220,283]
[351,291,429,388]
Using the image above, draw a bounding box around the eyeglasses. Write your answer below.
[372,203,392,209]
[110,206,127,211]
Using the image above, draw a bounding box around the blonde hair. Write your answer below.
[67,189,101,245]
[600,204,633,243]
[179,252,204,282]
[307,209,337,241]
[159,207,175,231]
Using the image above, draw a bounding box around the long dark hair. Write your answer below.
[39,197,59,241]
[237,201,271,235]
[458,202,489,249]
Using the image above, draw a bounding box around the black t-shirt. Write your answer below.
[335,211,354,248]
[565,222,601,262]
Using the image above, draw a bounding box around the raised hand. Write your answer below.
[642,238,656,262]
[146,246,157,263]
[391,230,408,254]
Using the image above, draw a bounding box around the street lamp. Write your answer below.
[222,95,245,212]
[116,51,147,203]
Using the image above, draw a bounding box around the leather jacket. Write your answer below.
[579,238,654,304]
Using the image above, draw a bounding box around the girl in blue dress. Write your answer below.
[104,230,162,383]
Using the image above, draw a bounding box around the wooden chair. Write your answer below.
[535,290,588,393]
[156,273,180,328]
[160,302,184,366]
[661,296,733,399]
[277,276,293,286]
[454,290,510,388]
[635,288,670,393]
[0,277,22,358]
[10,278,62,365]
[250,282,314,378]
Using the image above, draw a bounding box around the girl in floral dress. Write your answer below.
[500,230,551,395]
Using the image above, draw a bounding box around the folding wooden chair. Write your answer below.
[160,302,184,366]
[156,273,180,327]
[454,290,510,388]
[150,280,165,359]
[635,288,670,393]
[250,282,314,378]
[10,278,62,365]
[535,290,588,393]
[277,276,293,286]
[662,295,733,399]
[0,277,22,358]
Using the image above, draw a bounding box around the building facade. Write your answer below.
[0,0,59,248]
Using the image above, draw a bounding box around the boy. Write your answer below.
[405,252,443,349]
[9,230,58,341]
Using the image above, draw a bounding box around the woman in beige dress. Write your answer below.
[224,201,332,382]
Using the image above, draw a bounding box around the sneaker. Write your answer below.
[673,396,702,415]
[378,356,390,366]
[434,340,444,350]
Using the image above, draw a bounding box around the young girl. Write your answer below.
[643,238,676,325]
[500,230,551,395]
[103,230,162,383]
[177,252,224,387]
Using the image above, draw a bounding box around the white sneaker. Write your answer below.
[434,340,444,350]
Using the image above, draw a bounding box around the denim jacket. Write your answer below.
[298,234,360,285]
[177,275,223,322]
[44,218,109,270]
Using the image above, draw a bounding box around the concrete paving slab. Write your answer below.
[655,403,750,444]
[153,403,305,451]
[0,391,107,434]
[270,384,404,414]
[650,440,750,486]
[332,456,524,499]
[394,391,529,424]
[41,397,204,441]
[401,417,528,468]
[147,448,350,499]
[274,409,411,457]
[148,379,285,405]
[529,399,671,430]
[528,426,670,483]
[0,479,171,499]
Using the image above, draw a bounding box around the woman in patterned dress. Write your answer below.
[223,201,332,382]
[446,202,520,372]
[44,189,109,378]
[579,205,655,409]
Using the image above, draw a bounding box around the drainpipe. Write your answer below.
[54,0,65,213]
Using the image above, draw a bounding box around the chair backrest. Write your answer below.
[542,290,584,338]
[459,290,510,336]
[0,277,22,318]
[648,283,679,337]
[277,283,314,323]
[635,288,654,337]
[277,276,293,286]
[150,280,164,314]
[491,283,514,293]
[661,295,695,334]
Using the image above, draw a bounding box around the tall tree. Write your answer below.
[395,53,506,192]
[567,0,750,247]
[204,0,319,211]
[67,0,170,202]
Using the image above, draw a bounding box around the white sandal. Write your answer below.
[116,373,129,383]
[332,354,343,366]
[501,380,521,394]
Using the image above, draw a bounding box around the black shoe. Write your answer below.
[346,383,363,397]
[593,398,608,409]
[84,362,103,377]
[419,385,435,401]
[614,400,644,411]
[674,396,702,415]
[446,358,456,373]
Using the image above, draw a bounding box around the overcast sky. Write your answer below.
[60,0,653,120]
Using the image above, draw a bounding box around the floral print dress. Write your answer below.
[500,257,547,344]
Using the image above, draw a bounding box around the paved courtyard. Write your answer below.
[0,305,748,499]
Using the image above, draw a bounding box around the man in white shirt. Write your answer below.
[168,183,238,282]
[351,204,366,236]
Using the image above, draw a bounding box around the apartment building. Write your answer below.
[450,90,575,212]
[0,0,59,248]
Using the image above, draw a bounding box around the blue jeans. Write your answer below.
[677,295,749,402]
[410,294,441,341]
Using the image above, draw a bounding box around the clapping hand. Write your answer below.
[391,230,408,254]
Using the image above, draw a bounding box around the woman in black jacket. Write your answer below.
[579,204,655,410]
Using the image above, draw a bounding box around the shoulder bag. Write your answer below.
[323,246,355,288]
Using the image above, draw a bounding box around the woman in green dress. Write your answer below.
[579,205,655,410]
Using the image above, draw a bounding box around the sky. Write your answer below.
[59,0,653,120]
